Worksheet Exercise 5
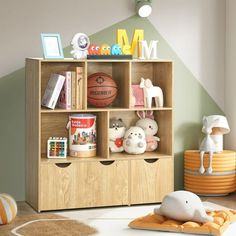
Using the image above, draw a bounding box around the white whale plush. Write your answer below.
[154,191,213,223]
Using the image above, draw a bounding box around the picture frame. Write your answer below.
[41,33,64,59]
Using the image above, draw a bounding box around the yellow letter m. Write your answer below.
[117,29,144,56]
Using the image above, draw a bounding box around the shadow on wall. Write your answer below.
[174,90,224,190]
[174,122,203,190]
[0,69,25,199]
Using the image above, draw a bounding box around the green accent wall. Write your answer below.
[0,15,223,200]
[0,69,25,198]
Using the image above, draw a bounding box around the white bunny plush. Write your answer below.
[136,111,160,151]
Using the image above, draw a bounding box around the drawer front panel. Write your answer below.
[130,158,173,204]
[76,160,129,208]
[40,160,129,210]
[40,162,78,210]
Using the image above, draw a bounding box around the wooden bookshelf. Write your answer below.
[26,58,174,212]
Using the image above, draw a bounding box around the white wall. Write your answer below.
[225,0,236,149]
[0,0,225,111]
[150,0,225,110]
[0,0,134,77]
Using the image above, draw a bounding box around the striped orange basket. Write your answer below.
[184,150,236,196]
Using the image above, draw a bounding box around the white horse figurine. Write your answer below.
[139,78,163,108]
[199,116,219,174]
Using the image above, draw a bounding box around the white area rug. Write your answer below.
[56,202,236,236]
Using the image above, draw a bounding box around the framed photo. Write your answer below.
[41,33,64,59]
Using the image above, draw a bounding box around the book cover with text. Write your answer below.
[41,74,65,109]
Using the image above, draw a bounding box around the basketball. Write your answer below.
[87,72,118,107]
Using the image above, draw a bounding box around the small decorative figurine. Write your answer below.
[139,40,158,59]
[199,115,230,174]
[88,44,100,55]
[123,126,146,154]
[100,43,111,55]
[111,44,122,55]
[139,78,163,108]
[206,115,230,152]
[122,45,132,55]
[71,33,90,59]
[136,111,160,151]
[109,118,126,153]
[154,191,213,223]
[199,116,218,174]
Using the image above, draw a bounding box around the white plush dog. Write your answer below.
[109,118,126,153]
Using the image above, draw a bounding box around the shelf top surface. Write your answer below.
[41,107,173,113]
[41,152,173,164]
[26,57,173,63]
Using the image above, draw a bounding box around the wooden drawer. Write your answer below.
[40,160,129,211]
[40,162,79,211]
[75,160,129,208]
[130,158,173,204]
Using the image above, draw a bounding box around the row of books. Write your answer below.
[41,67,83,110]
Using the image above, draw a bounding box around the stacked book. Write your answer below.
[41,67,83,110]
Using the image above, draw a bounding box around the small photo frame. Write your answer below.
[41,33,64,59]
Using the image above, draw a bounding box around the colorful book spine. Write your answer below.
[71,71,76,109]
[58,71,72,110]
[41,74,65,109]
[75,67,83,109]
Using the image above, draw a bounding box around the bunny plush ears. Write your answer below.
[136,110,154,120]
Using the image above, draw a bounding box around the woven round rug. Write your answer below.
[0,213,97,236]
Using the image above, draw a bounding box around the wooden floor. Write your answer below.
[200,191,236,209]
[17,192,236,216]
